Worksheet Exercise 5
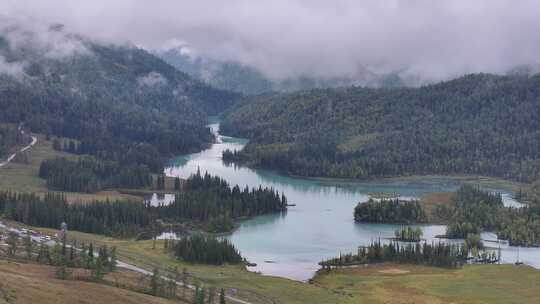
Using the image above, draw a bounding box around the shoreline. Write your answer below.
[216,122,526,193]
[224,159,525,194]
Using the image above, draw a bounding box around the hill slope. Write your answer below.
[0,260,182,304]
[0,23,239,172]
[156,47,405,95]
[222,73,540,182]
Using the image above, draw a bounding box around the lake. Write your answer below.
[164,121,539,281]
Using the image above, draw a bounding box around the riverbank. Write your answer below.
[162,121,540,281]
[218,119,526,196]
[276,172,526,194]
[217,130,527,195]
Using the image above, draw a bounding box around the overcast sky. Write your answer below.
[2,0,540,81]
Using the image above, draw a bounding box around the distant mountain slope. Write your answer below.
[155,48,404,95]
[0,24,240,171]
[222,73,540,182]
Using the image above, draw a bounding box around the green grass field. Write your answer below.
[0,133,142,202]
[0,260,182,304]
[11,223,538,304]
[313,263,540,304]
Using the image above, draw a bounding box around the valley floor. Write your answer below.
[4,222,539,304]
[312,263,540,304]
[1,131,539,303]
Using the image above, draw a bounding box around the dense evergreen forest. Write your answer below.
[0,26,239,173]
[164,170,288,232]
[0,124,27,158]
[438,185,540,246]
[0,192,153,237]
[319,241,477,269]
[354,199,428,224]
[222,73,540,182]
[0,173,287,236]
[39,157,152,192]
[166,235,243,265]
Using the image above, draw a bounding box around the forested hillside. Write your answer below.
[222,73,540,182]
[0,24,239,173]
[0,124,28,158]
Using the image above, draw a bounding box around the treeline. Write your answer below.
[165,235,242,265]
[354,199,428,224]
[394,226,423,242]
[39,157,152,192]
[222,73,540,182]
[0,192,153,238]
[438,185,540,247]
[319,241,470,269]
[3,229,117,281]
[497,207,540,247]
[0,30,239,176]
[0,172,288,236]
[222,149,241,163]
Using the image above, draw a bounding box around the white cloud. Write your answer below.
[2,0,540,82]
[137,72,168,87]
[0,15,90,62]
[0,55,26,78]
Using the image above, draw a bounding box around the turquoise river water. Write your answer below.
[161,122,539,281]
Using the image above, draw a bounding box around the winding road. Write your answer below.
[117,261,252,304]
[0,124,37,168]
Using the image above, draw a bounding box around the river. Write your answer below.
[163,120,540,281]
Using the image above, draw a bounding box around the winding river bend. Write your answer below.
[165,120,540,281]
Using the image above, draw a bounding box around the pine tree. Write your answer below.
[182,267,189,298]
[167,266,179,299]
[219,288,226,304]
[109,247,117,272]
[199,287,206,304]
[207,287,216,304]
[51,243,63,266]
[150,268,161,296]
[6,231,18,257]
[91,258,105,281]
[69,245,75,264]
[87,243,94,268]
[193,283,200,304]
[23,235,33,259]
[37,241,51,264]
[55,257,71,280]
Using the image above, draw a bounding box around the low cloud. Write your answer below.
[2,1,540,83]
[0,15,90,65]
[0,55,26,78]
[137,72,168,87]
